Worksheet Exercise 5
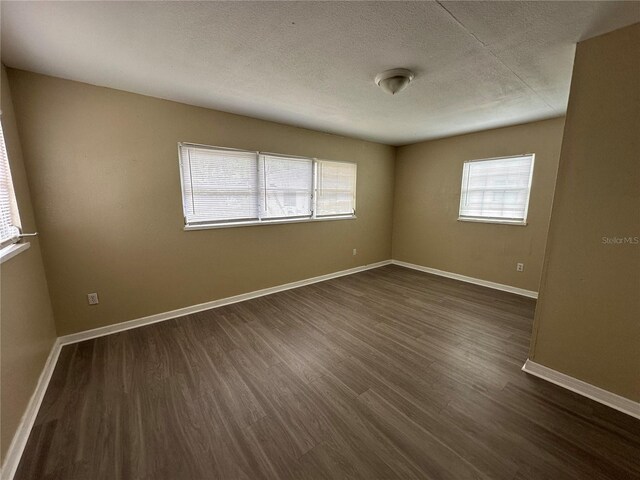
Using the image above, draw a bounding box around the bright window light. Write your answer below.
[459,154,535,225]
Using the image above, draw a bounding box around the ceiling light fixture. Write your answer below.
[375,68,415,95]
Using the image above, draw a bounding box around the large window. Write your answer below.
[0,122,21,248]
[458,154,534,225]
[179,143,356,229]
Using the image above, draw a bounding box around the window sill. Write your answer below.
[184,215,357,231]
[0,242,31,264]
[458,217,527,226]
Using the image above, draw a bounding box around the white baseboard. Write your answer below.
[1,339,62,480]
[391,260,538,299]
[58,260,392,346]
[522,359,640,419]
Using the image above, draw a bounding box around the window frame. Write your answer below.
[0,116,32,264]
[457,153,535,226]
[258,152,315,221]
[314,159,358,219]
[178,143,357,230]
[0,118,22,249]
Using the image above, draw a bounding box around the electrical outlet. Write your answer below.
[516,263,524,272]
[352,248,357,256]
[87,293,99,305]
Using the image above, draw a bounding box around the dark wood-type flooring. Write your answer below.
[15,265,640,479]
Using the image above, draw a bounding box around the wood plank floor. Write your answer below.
[15,265,640,479]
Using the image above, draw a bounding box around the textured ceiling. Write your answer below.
[1,1,638,145]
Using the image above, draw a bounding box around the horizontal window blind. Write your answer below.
[178,143,357,228]
[0,122,20,248]
[259,155,313,219]
[180,145,259,224]
[459,154,534,223]
[316,160,357,217]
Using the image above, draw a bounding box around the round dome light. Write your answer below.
[375,68,415,95]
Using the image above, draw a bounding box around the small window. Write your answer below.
[179,143,356,229]
[0,121,21,248]
[458,154,534,225]
[316,160,357,217]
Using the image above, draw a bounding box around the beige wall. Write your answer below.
[6,69,395,336]
[392,117,565,292]
[4,23,637,419]
[530,24,640,401]
[0,66,57,462]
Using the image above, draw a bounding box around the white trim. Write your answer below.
[463,153,535,164]
[0,242,30,264]
[522,359,640,420]
[58,260,391,345]
[183,214,356,231]
[1,339,62,480]
[457,217,527,226]
[391,260,538,298]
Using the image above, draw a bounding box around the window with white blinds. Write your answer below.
[259,154,313,219]
[458,154,535,225]
[316,160,357,217]
[180,145,258,224]
[0,122,21,248]
[179,143,356,229]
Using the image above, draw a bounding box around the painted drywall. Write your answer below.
[392,117,565,292]
[0,66,57,462]
[6,69,395,336]
[530,24,640,401]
